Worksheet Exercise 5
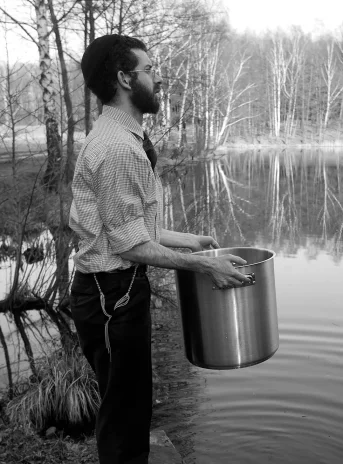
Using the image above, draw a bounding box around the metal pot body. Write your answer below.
[175,247,279,369]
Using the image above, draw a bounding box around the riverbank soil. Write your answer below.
[0,425,183,463]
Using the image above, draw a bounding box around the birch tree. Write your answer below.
[177,58,190,148]
[47,0,76,185]
[215,52,255,145]
[283,30,307,137]
[321,39,343,130]
[35,0,62,191]
[267,35,288,137]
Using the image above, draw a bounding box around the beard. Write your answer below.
[130,77,160,114]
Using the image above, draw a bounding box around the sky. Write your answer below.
[223,0,343,35]
[1,0,343,63]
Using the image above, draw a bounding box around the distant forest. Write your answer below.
[1,0,343,154]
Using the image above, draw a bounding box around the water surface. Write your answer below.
[151,149,343,464]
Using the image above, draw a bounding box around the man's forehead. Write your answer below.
[131,48,151,67]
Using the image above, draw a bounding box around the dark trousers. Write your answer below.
[70,268,152,464]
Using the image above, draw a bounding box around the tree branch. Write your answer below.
[0,7,39,46]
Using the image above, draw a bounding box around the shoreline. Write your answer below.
[212,143,343,154]
[0,425,183,464]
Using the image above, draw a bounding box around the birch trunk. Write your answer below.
[204,57,210,149]
[48,0,75,185]
[167,48,172,134]
[35,0,62,192]
[322,41,343,131]
[178,59,190,148]
[269,37,284,137]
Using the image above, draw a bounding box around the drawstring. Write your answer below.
[93,265,138,362]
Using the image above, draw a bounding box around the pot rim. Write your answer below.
[192,246,276,267]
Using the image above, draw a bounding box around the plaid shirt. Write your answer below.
[69,105,163,273]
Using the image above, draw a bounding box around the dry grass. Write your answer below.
[6,350,100,437]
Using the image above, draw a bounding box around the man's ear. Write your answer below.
[117,71,131,90]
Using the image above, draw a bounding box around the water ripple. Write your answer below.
[152,314,343,463]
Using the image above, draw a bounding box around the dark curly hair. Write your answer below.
[81,34,147,104]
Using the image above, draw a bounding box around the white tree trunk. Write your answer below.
[35,0,62,191]
[178,59,190,148]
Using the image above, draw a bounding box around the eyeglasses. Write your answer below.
[128,67,156,78]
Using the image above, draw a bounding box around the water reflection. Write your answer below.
[162,149,343,257]
[155,149,343,463]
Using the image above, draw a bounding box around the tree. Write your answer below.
[34,0,62,191]
[321,38,343,131]
[215,50,255,145]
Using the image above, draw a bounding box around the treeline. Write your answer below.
[2,3,343,159]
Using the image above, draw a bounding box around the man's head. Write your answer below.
[81,34,161,114]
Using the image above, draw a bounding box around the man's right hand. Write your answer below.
[209,254,251,289]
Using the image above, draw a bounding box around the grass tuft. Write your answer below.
[6,349,100,437]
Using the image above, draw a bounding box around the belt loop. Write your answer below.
[93,264,138,362]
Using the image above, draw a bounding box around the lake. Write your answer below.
[151,149,343,464]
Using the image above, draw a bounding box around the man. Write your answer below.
[69,34,250,464]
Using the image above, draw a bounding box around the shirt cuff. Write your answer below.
[107,217,151,254]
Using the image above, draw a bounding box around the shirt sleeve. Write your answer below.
[90,140,153,254]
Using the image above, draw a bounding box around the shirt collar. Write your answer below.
[101,105,144,140]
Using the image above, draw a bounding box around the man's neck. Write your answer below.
[107,101,143,125]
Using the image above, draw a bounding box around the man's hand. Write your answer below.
[210,254,249,289]
[188,234,220,252]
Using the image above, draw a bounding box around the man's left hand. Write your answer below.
[189,235,220,252]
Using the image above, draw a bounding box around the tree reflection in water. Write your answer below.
[160,149,343,260]
[153,149,343,461]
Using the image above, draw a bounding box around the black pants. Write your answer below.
[70,268,152,464]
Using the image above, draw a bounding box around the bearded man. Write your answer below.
[69,34,249,464]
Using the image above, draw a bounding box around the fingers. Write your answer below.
[229,276,245,286]
[202,237,220,250]
[212,268,251,289]
[227,254,247,266]
[212,276,245,290]
[211,239,220,249]
[234,270,251,283]
[211,267,251,290]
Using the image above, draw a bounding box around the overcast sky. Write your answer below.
[2,0,343,63]
[223,0,343,35]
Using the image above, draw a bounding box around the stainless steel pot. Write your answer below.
[174,247,279,369]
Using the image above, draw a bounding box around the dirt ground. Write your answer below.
[0,424,183,464]
[0,423,99,464]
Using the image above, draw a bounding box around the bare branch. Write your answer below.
[0,6,38,46]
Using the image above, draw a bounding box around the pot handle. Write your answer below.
[237,272,255,288]
[212,273,255,290]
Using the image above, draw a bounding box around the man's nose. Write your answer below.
[154,72,163,84]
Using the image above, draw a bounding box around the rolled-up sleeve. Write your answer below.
[91,141,152,254]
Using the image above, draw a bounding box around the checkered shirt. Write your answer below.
[69,105,163,273]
